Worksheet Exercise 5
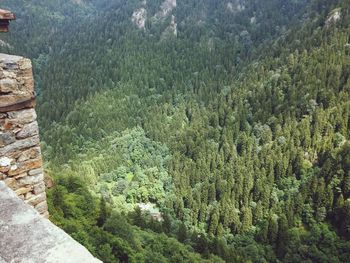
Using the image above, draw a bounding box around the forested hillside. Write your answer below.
[1,0,350,262]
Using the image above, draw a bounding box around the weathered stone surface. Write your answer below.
[45,175,54,189]
[0,157,11,174]
[0,53,21,70]
[33,181,46,195]
[0,97,36,113]
[0,182,101,263]
[0,53,47,216]
[16,121,38,139]
[17,173,44,186]
[25,191,34,200]
[0,156,12,167]
[42,211,49,219]
[13,172,27,179]
[15,186,32,195]
[0,135,39,155]
[0,118,23,131]
[8,158,42,176]
[3,177,15,188]
[0,78,18,93]
[25,192,46,206]
[13,146,41,162]
[0,172,6,180]
[29,167,43,176]
[0,131,15,146]
[0,54,34,109]
[35,201,48,214]
[0,165,10,173]
[7,108,37,123]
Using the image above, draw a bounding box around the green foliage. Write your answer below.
[46,127,172,212]
[3,0,350,262]
[47,175,221,262]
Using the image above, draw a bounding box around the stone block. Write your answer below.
[15,186,32,195]
[0,135,39,155]
[7,109,37,124]
[0,172,6,180]
[29,167,43,176]
[0,157,12,173]
[0,156,12,167]
[2,70,16,78]
[25,192,46,206]
[14,172,27,179]
[45,175,54,189]
[16,121,39,139]
[41,211,50,219]
[0,78,18,93]
[7,157,42,176]
[33,182,46,195]
[17,173,44,186]
[0,118,23,131]
[0,54,34,109]
[0,165,10,173]
[0,131,15,146]
[3,177,15,188]
[35,201,48,214]
[10,146,41,162]
[25,191,34,200]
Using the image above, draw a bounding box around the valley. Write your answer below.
[1,0,350,262]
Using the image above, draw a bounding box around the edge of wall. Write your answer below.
[0,53,48,217]
[0,181,101,263]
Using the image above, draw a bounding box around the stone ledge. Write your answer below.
[0,181,101,263]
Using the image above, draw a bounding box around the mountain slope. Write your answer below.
[1,0,350,262]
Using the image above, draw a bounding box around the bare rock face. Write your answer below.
[132,0,177,32]
[325,8,341,28]
[156,0,176,19]
[0,181,101,263]
[132,8,147,29]
[161,15,177,40]
[0,53,47,217]
[227,0,246,13]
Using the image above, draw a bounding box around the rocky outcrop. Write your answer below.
[0,181,101,263]
[325,8,341,27]
[132,0,177,32]
[161,15,177,39]
[0,53,47,217]
[155,0,176,19]
[132,7,147,30]
[227,1,245,13]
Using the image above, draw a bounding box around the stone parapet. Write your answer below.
[0,53,47,217]
[0,181,101,263]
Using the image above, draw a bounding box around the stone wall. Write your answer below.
[0,181,101,263]
[0,53,47,217]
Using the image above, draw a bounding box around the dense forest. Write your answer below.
[1,0,350,262]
